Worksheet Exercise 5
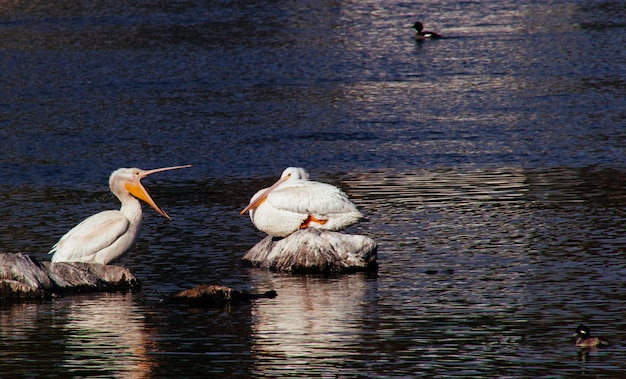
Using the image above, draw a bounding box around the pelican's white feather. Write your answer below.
[267,181,352,212]
[50,211,133,264]
[243,167,363,237]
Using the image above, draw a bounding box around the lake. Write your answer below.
[1,0,626,377]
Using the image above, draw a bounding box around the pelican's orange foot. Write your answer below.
[300,215,328,229]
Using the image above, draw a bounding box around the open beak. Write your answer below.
[240,175,290,215]
[126,164,191,220]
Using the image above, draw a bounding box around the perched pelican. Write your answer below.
[240,167,363,237]
[413,21,442,41]
[50,165,191,265]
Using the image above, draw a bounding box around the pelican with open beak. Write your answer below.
[50,165,191,265]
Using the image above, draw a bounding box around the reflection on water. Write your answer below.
[249,271,371,377]
[0,293,156,378]
[345,166,529,209]
[58,293,157,378]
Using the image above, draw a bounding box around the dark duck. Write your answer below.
[574,324,609,348]
[413,21,442,41]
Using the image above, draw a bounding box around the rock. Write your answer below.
[242,229,378,274]
[0,253,140,300]
[171,284,277,307]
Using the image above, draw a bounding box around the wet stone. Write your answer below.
[171,284,277,307]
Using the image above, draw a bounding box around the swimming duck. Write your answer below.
[574,324,609,348]
[413,21,442,41]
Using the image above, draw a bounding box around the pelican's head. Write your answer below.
[280,167,309,181]
[240,166,309,215]
[110,164,191,220]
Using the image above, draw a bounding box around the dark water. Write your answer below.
[1,0,626,377]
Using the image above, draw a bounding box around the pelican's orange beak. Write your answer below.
[125,164,192,220]
[240,174,291,215]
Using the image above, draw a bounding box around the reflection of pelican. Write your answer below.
[0,293,156,377]
[249,271,368,376]
[50,165,191,265]
[62,293,157,377]
[240,167,363,237]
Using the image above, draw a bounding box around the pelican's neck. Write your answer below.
[117,192,144,225]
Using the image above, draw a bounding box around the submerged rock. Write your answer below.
[243,229,378,274]
[171,284,277,307]
[0,253,139,300]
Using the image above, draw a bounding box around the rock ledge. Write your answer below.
[242,229,378,274]
[0,252,139,300]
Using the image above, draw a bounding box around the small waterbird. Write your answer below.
[413,21,442,41]
[574,324,609,348]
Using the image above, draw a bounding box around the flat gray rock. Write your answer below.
[243,229,378,274]
[0,253,139,300]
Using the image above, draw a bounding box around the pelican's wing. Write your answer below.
[50,210,130,263]
[267,181,360,216]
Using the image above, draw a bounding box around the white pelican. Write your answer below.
[240,167,363,237]
[50,165,191,265]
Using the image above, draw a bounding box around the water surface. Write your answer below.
[1,0,626,377]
